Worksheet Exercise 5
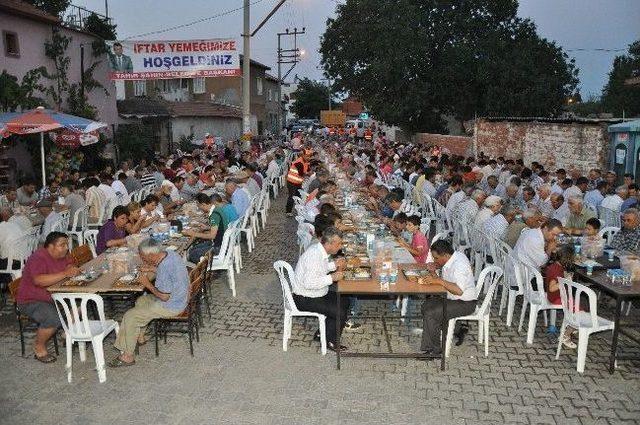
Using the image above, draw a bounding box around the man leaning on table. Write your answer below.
[417,240,477,357]
[109,238,189,367]
[292,226,352,352]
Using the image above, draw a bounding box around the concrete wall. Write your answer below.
[474,119,610,173]
[415,133,473,156]
[171,117,242,143]
[0,12,118,125]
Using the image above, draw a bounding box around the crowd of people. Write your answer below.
[286,132,638,354]
[2,139,286,365]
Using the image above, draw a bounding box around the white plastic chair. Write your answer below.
[555,278,615,373]
[51,293,119,383]
[238,198,255,253]
[208,228,238,296]
[598,226,620,245]
[273,260,327,355]
[57,210,70,231]
[68,205,89,248]
[84,229,99,258]
[518,261,563,344]
[503,253,524,327]
[445,266,503,357]
[0,231,33,279]
[297,222,315,256]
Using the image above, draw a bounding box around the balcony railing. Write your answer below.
[62,4,113,32]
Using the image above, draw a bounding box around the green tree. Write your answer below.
[0,68,47,112]
[601,40,640,117]
[290,78,335,119]
[320,0,578,133]
[24,0,70,18]
[115,123,156,161]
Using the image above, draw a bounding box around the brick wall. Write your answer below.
[414,133,472,156]
[474,119,610,173]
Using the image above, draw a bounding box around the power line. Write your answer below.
[565,48,627,53]
[122,0,271,40]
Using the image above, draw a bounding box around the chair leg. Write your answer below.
[53,332,59,356]
[18,319,26,357]
[478,318,483,344]
[484,317,490,357]
[400,296,409,323]
[506,291,517,327]
[228,267,236,297]
[555,321,567,360]
[576,329,589,373]
[445,318,456,358]
[65,336,73,383]
[92,338,106,383]
[154,321,160,357]
[518,299,528,333]
[318,316,327,356]
[498,285,508,317]
[526,306,538,345]
[188,319,194,357]
[283,313,292,352]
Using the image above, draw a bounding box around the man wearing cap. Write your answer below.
[475,195,502,228]
[36,199,61,244]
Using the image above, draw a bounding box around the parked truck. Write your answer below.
[320,110,346,128]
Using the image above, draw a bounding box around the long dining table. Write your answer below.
[328,160,448,370]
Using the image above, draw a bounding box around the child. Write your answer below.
[583,217,601,240]
[397,215,428,263]
[543,244,577,348]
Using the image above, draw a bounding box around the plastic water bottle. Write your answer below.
[389,262,398,285]
[379,271,389,290]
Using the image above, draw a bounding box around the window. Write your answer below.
[3,31,19,57]
[256,77,263,96]
[134,80,146,96]
[158,79,181,92]
[193,77,205,94]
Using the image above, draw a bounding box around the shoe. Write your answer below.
[327,341,348,352]
[418,348,442,360]
[454,326,469,346]
[560,334,577,349]
[313,330,320,341]
[344,320,361,331]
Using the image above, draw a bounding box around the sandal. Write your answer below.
[108,356,135,368]
[34,353,57,363]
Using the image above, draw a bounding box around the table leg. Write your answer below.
[336,291,341,370]
[609,297,622,374]
[440,294,446,371]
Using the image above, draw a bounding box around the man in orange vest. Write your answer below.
[286,152,309,216]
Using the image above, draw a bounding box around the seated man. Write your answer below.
[36,199,61,244]
[610,208,640,252]
[564,196,596,235]
[183,193,235,262]
[225,179,250,217]
[292,226,349,351]
[96,205,129,255]
[417,240,477,356]
[109,238,189,367]
[15,231,81,363]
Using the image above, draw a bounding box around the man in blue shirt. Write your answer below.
[110,238,189,367]
[225,179,250,217]
[584,181,608,212]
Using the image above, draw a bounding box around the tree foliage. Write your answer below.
[601,40,640,117]
[0,68,47,112]
[320,0,579,133]
[24,0,70,18]
[115,123,156,161]
[290,78,336,119]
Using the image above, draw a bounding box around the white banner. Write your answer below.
[107,39,240,80]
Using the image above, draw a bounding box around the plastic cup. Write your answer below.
[586,264,593,276]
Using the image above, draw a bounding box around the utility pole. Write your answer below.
[242,0,288,136]
[277,27,305,130]
[242,0,251,135]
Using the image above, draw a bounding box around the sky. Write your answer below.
[77,0,640,98]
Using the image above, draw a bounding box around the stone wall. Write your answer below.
[474,119,611,173]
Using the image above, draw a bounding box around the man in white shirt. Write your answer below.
[457,189,487,224]
[111,173,130,205]
[36,200,61,244]
[446,183,473,218]
[601,185,628,212]
[514,219,563,269]
[550,193,570,225]
[0,207,25,260]
[291,227,348,351]
[418,240,478,356]
[475,195,502,229]
[536,184,554,217]
[98,174,120,208]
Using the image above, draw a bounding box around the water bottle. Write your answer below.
[378,270,389,290]
[389,262,398,285]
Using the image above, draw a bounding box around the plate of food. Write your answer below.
[118,273,136,283]
[403,269,430,281]
[344,268,371,281]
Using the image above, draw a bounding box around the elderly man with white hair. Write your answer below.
[503,184,522,211]
[457,189,486,224]
[564,196,596,235]
[601,185,628,212]
[610,208,640,252]
[475,195,502,228]
[109,238,189,368]
[536,184,554,217]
